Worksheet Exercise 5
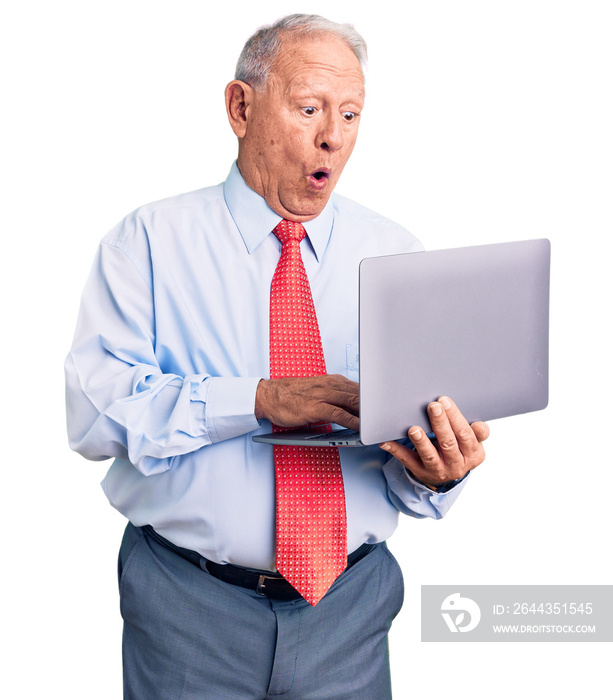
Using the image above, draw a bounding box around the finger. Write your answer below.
[326,374,360,391]
[323,387,360,415]
[380,427,448,486]
[426,401,463,464]
[471,420,490,443]
[379,437,425,474]
[410,425,444,466]
[308,383,360,424]
[438,398,490,467]
[322,374,360,397]
[321,405,360,431]
[309,375,360,413]
[437,396,478,453]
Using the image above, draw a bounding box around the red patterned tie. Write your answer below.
[270,219,347,606]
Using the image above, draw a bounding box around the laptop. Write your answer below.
[252,238,550,447]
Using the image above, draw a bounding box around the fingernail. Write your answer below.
[440,396,451,409]
[409,428,422,441]
[380,443,390,451]
[430,403,442,416]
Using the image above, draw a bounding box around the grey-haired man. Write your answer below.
[66,14,487,698]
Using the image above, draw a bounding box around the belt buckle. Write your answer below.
[256,573,279,596]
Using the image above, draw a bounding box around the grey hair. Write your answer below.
[235,14,367,89]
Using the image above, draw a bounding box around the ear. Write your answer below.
[225,80,254,139]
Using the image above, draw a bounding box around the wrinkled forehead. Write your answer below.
[267,34,365,91]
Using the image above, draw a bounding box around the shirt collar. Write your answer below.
[223,161,334,262]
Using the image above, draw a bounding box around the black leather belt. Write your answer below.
[143,525,375,601]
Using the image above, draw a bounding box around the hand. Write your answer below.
[380,396,489,490]
[255,374,360,431]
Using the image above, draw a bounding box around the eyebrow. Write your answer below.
[286,80,366,99]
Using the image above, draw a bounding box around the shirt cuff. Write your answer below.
[202,376,262,443]
[383,457,470,519]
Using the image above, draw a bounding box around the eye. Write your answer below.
[302,106,317,116]
[342,111,357,122]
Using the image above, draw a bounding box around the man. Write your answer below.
[66,14,488,699]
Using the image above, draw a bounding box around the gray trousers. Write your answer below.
[118,523,404,699]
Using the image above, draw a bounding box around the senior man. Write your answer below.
[66,13,488,699]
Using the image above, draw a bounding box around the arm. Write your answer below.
[66,240,360,475]
[65,240,261,475]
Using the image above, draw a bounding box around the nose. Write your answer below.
[316,114,344,152]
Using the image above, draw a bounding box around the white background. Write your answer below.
[2,1,611,698]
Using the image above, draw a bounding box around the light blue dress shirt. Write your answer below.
[65,162,468,570]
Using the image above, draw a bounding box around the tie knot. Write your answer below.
[273,219,307,245]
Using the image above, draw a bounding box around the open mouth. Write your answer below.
[308,169,331,189]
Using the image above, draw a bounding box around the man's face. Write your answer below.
[236,35,365,221]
